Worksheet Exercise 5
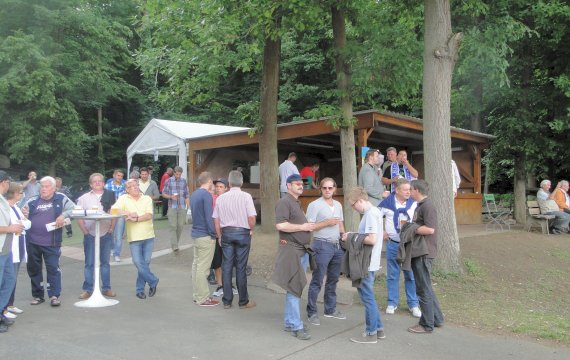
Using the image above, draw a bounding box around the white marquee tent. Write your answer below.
[127,119,249,179]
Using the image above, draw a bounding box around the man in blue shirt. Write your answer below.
[105,169,126,262]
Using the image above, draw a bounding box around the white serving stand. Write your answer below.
[72,213,123,308]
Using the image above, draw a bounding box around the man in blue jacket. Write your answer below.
[26,176,75,307]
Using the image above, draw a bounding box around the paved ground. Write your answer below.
[2,222,569,359]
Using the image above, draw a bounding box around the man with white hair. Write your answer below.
[26,176,75,307]
[537,180,570,234]
[551,180,570,215]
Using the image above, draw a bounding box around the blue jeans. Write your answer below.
[27,243,61,298]
[307,240,344,317]
[284,253,308,331]
[411,256,444,331]
[8,262,21,307]
[0,253,16,311]
[221,227,251,306]
[386,240,419,308]
[357,271,384,335]
[129,238,159,294]
[83,232,112,292]
[112,217,125,257]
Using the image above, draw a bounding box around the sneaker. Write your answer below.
[308,314,320,326]
[324,310,346,320]
[408,324,433,334]
[198,298,220,307]
[3,311,16,319]
[350,333,377,344]
[212,286,223,297]
[7,306,23,314]
[385,305,397,314]
[377,330,386,339]
[207,272,216,285]
[410,306,422,318]
[291,329,311,340]
[114,256,121,262]
[284,323,308,332]
[232,287,239,295]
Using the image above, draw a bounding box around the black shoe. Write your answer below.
[136,292,147,299]
[149,279,159,297]
[1,316,15,326]
[207,271,216,285]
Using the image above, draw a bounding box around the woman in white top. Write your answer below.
[3,183,31,318]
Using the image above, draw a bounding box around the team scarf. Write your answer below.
[390,162,412,192]
[379,194,415,233]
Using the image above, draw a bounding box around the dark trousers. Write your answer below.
[7,262,21,307]
[161,196,169,217]
[306,240,344,317]
[221,227,251,306]
[27,243,62,299]
[411,256,444,331]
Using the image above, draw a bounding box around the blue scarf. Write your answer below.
[390,162,412,192]
[379,194,415,233]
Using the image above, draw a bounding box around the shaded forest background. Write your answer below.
[1,0,569,191]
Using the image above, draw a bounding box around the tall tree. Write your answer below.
[422,0,463,272]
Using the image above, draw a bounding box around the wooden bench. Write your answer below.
[525,200,555,235]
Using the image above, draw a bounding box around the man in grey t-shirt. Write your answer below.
[306,177,346,326]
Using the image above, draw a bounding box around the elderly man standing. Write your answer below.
[190,172,218,307]
[162,166,190,252]
[76,173,117,300]
[357,149,385,206]
[279,152,299,198]
[272,174,316,340]
[379,178,421,318]
[114,179,159,299]
[0,171,24,332]
[306,177,345,326]
[105,169,126,262]
[213,170,257,309]
[27,176,75,307]
[537,180,570,234]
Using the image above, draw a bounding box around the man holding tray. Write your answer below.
[76,173,117,300]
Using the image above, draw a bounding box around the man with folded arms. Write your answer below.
[213,170,256,309]
[76,173,117,300]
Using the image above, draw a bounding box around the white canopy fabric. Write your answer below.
[127,119,249,179]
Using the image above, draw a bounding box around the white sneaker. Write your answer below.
[8,306,23,314]
[232,287,238,295]
[114,256,121,262]
[212,286,223,297]
[4,311,17,319]
[410,306,422,318]
[385,305,397,314]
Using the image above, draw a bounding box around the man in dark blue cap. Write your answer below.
[272,173,315,340]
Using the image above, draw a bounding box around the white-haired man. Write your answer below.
[537,180,570,234]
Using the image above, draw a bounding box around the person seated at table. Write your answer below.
[300,163,320,189]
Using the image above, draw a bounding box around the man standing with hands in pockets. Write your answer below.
[162,166,189,252]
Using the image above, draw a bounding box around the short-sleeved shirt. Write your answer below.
[28,198,57,246]
[275,193,310,246]
[358,206,383,272]
[299,167,316,179]
[114,194,155,242]
[212,188,257,229]
[76,191,113,236]
[306,197,343,242]
[412,197,438,259]
[279,160,299,193]
[163,176,189,209]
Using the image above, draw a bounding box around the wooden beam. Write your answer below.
[473,147,482,194]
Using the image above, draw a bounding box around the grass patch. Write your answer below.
[550,250,570,261]
[463,258,482,276]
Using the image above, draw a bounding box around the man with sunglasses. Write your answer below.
[306,178,345,326]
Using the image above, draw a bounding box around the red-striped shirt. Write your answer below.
[212,188,256,229]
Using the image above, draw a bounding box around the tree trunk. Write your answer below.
[258,14,281,233]
[331,5,359,231]
[470,74,483,132]
[97,107,105,169]
[513,151,527,224]
[423,0,463,273]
